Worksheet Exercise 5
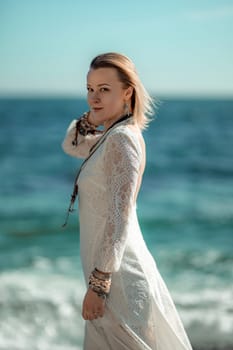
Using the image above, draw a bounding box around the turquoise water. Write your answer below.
[0,98,233,349]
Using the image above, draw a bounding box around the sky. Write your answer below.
[1,0,233,98]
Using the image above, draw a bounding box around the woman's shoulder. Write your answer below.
[109,122,142,137]
[105,124,145,157]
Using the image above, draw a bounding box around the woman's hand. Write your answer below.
[82,288,106,321]
[87,111,99,127]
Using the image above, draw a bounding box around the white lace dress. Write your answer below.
[62,118,193,350]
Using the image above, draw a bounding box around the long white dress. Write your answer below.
[62,118,193,350]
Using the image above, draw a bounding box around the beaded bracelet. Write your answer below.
[93,268,112,281]
[88,269,112,299]
[72,112,99,146]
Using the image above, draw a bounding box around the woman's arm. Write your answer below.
[82,129,141,320]
[94,129,141,272]
[62,114,102,158]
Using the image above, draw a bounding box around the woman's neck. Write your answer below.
[103,113,133,131]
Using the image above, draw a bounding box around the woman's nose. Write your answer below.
[90,90,100,102]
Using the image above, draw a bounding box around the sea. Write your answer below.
[0,97,232,350]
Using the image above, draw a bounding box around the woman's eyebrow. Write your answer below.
[97,83,111,86]
[87,83,111,87]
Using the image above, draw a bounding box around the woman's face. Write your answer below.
[87,67,132,129]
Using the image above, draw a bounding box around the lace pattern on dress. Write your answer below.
[94,129,141,272]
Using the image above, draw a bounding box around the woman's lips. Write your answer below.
[92,107,103,112]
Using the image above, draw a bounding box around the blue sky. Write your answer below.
[1,0,233,97]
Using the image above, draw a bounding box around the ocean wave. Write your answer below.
[0,264,232,349]
[156,249,233,270]
[0,269,85,350]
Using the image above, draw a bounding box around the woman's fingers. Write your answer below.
[83,312,99,321]
[82,288,106,320]
[82,307,104,320]
[95,307,104,318]
[93,307,103,318]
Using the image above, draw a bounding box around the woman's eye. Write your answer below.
[100,87,109,92]
[87,87,109,93]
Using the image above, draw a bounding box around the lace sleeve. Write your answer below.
[94,129,142,273]
[62,119,102,158]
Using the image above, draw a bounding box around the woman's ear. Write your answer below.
[124,86,134,101]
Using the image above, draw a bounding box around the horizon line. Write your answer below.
[0,91,233,100]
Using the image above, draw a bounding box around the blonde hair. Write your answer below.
[90,52,155,130]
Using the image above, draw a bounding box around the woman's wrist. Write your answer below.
[77,112,97,136]
[87,112,98,127]
[71,112,99,146]
[88,267,112,299]
[94,267,112,279]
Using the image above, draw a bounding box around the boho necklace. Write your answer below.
[62,113,133,227]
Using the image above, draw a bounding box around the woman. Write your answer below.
[62,52,193,350]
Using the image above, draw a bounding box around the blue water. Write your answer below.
[0,97,233,349]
